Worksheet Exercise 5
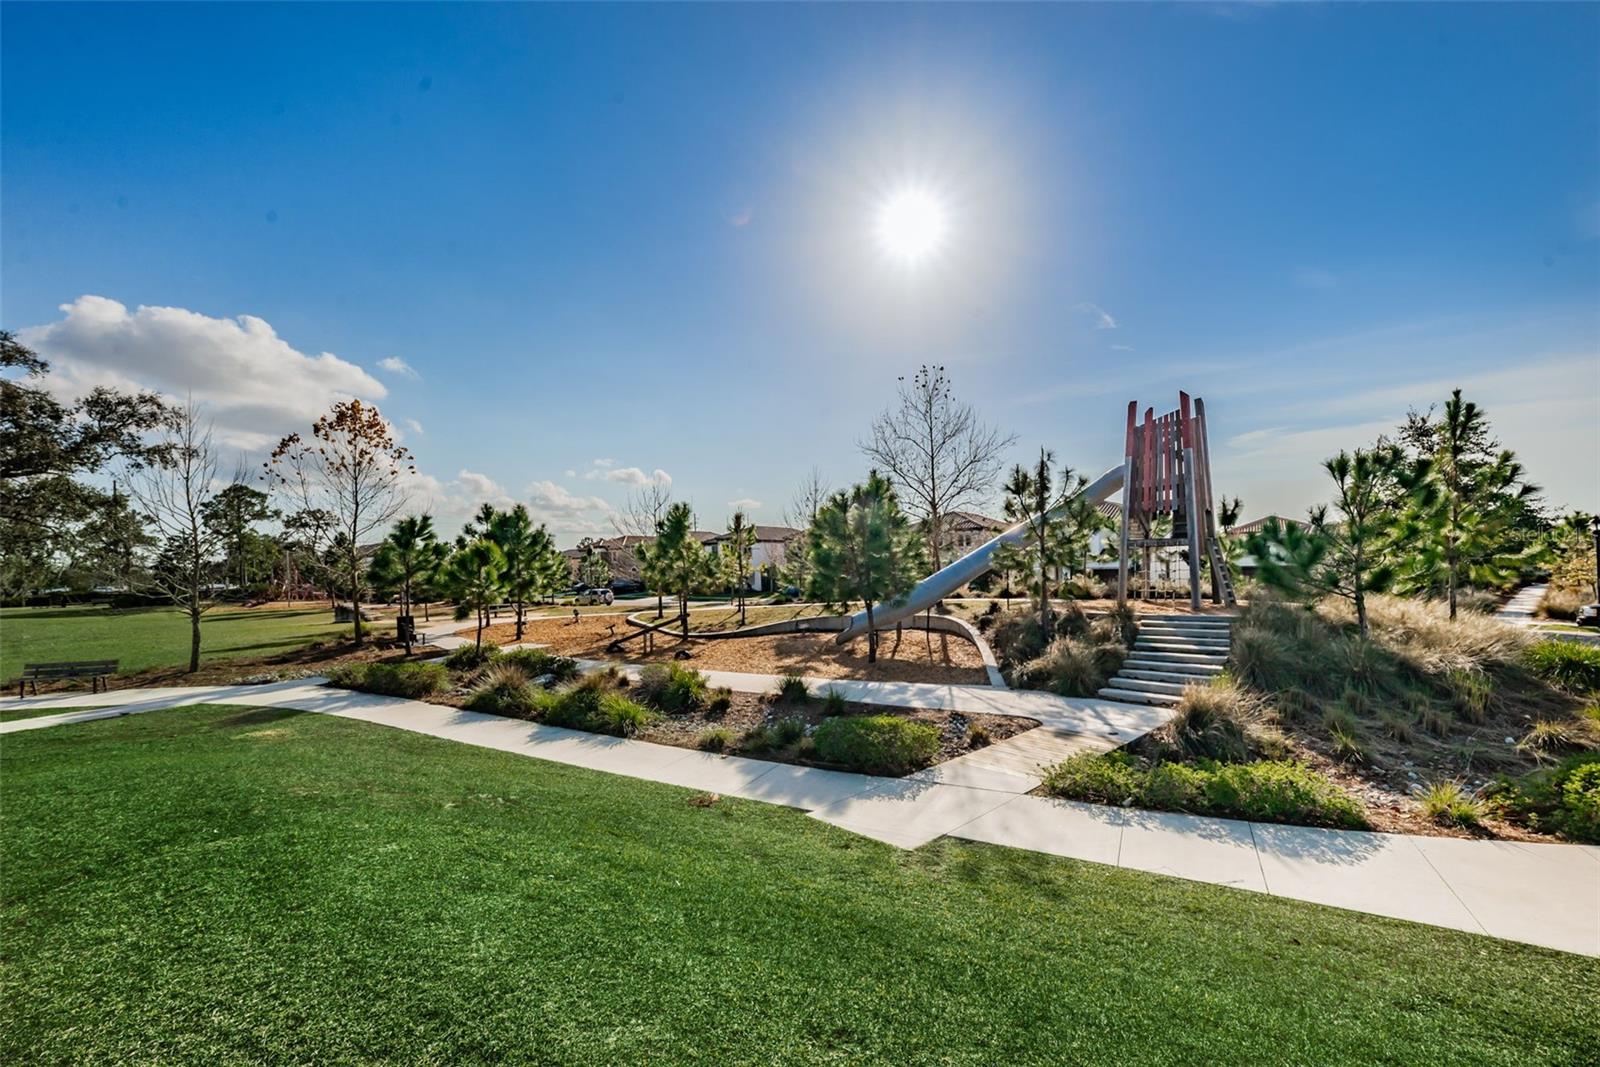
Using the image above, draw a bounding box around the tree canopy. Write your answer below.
[807,471,925,662]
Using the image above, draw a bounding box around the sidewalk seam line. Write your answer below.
[1409,838,1489,936]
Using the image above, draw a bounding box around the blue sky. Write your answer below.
[4,2,1596,543]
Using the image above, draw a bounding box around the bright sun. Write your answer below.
[874,187,948,266]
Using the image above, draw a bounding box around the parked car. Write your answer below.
[574,587,615,606]
[1576,603,1599,628]
[610,579,646,595]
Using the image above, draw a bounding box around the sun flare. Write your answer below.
[873,187,948,266]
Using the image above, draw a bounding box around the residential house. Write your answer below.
[706,524,803,591]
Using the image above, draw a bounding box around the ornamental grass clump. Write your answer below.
[466,661,541,718]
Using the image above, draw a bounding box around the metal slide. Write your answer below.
[834,465,1126,645]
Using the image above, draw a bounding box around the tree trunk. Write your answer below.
[865,602,877,663]
[350,553,364,645]
[188,606,202,673]
[515,599,525,641]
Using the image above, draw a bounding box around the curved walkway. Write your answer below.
[2,683,1596,957]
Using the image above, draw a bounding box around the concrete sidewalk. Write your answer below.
[3,684,1596,956]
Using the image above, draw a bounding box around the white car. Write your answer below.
[574,587,614,606]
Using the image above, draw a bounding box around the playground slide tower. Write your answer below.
[833,391,1233,646]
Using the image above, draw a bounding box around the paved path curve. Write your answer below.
[2,683,1596,957]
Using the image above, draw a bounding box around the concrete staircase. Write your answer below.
[1098,614,1234,707]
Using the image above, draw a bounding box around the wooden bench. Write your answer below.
[18,660,118,698]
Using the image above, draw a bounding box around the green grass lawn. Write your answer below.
[0,604,353,681]
[3,707,1595,1064]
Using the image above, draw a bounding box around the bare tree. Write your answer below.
[613,483,673,537]
[781,467,830,596]
[860,365,1015,576]
[266,399,414,645]
[130,398,225,673]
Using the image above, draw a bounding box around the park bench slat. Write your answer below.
[17,660,119,698]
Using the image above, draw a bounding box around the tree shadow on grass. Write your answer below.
[210,706,312,730]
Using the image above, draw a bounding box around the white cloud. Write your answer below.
[1077,301,1118,330]
[403,418,425,436]
[377,356,419,379]
[727,498,763,511]
[604,466,672,487]
[19,295,387,451]
[525,480,616,538]
[564,469,577,478]
[581,458,670,486]
[1109,344,1136,352]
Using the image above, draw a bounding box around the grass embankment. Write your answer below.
[3,705,1596,1064]
[0,603,353,682]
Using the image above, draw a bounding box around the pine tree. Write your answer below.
[651,502,717,635]
[368,514,448,654]
[1393,390,1542,618]
[997,449,1089,633]
[719,511,758,625]
[1244,446,1402,637]
[807,472,925,663]
[444,539,507,650]
[464,504,565,641]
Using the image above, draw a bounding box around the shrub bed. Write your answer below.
[1041,752,1369,830]
[444,644,500,672]
[1487,753,1600,843]
[1522,640,1600,693]
[325,661,449,699]
[538,676,659,737]
[812,715,940,775]
[498,647,580,683]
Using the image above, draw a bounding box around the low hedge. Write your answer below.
[1041,752,1369,830]
[444,644,500,672]
[812,715,940,775]
[325,662,449,699]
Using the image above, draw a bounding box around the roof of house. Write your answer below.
[1228,515,1306,536]
[942,510,1005,532]
[708,524,802,544]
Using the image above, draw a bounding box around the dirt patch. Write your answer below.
[467,614,990,685]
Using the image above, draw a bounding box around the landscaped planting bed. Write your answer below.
[333,649,1031,776]
[1031,594,1600,842]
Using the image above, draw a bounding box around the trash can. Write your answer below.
[397,615,416,643]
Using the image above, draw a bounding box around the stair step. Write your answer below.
[1138,621,1233,633]
[1108,677,1188,696]
[1119,668,1212,685]
[1124,650,1228,665]
[1098,687,1181,707]
[1123,658,1225,674]
[1139,615,1234,626]
[1135,639,1231,652]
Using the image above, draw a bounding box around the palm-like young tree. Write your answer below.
[807,471,925,662]
[368,514,448,654]
[720,511,758,625]
[999,449,1086,633]
[653,502,717,635]
[1397,390,1541,618]
[444,539,507,650]
[464,504,566,641]
[1245,447,1401,637]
